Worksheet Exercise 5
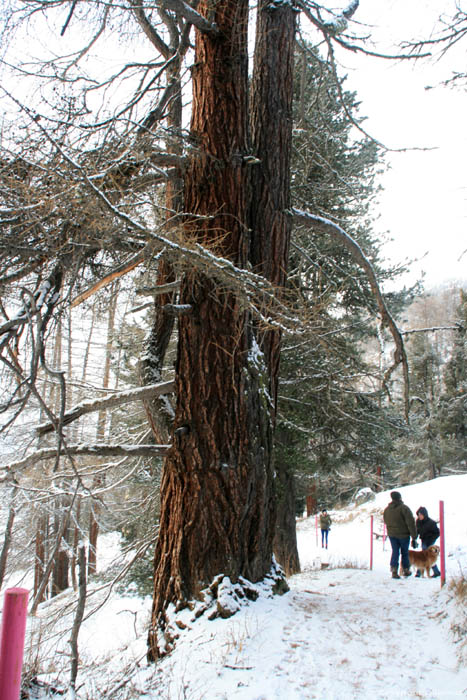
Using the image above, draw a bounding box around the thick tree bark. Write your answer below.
[249,0,300,574]
[273,463,300,576]
[148,0,278,659]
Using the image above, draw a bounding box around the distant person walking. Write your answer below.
[320,509,332,549]
[414,506,441,578]
[383,491,417,579]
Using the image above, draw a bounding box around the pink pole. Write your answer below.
[439,500,446,587]
[315,515,318,547]
[370,515,374,570]
[0,587,29,700]
[383,522,387,551]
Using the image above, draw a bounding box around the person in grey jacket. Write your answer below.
[383,491,417,579]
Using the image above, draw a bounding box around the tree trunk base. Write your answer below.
[148,561,288,660]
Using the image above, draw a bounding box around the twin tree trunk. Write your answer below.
[148,0,298,658]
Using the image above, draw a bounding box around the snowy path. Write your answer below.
[271,567,462,700]
[138,485,467,700]
[29,476,467,699]
[167,564,465,700]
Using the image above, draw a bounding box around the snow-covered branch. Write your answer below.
[35,380,175,435]
[160,0,219,35]
[2,443,171,480]
[401,324,463,336]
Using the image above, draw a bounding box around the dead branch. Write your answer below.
[292,208,410,421]
[159,0,219,35]
[135,281,181,296]
[3,444,171,480]
[35,380,175,435]
[70,252,145,308]
[401,324,463,336]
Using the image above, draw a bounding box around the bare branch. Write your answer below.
[36,380,175,435]
[158,0,219,36]
[3,443,171,479]
[401,324,463,336]
[70,252,146,308]
[136,281,181,296]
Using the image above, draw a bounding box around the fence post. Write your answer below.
[439,500,446,587]
[370,515,374,570]
[0,587,29,700]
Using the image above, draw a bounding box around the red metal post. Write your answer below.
[0,587,29,700]
[370,515,374,570]
[439,500,446,587]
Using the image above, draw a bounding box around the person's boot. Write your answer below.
[415,569,421,578]
[402,568,412,577]
[391,567,400,579]
[432,565,441,578]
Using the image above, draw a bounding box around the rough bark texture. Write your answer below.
[249,0,296,409]
[273,462,300,576]
[249,0,300,574]
[148,0,277,659]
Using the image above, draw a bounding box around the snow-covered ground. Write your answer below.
[15,474,467,698]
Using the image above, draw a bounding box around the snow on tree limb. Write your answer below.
[35,380,176,435]
[292,207,410,421]
[159,0,219,35]
[2,443,171,480]
[401,325,463,336]
[135,281,181,296]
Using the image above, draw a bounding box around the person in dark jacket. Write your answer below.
[413,506,441,578]
[319,509,332,549]
[383,491,417,579]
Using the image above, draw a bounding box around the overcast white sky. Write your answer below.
[331,0,467,290]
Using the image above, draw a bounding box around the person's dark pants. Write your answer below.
[321,529,329,547]
[389,536,410,570]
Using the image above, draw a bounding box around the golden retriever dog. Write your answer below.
[400,545,440,577]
